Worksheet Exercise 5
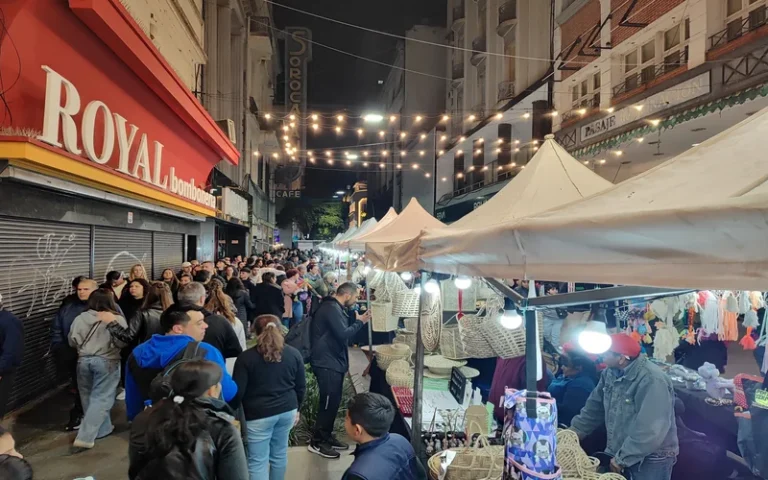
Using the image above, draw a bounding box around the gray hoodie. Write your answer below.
[68,310,128,361]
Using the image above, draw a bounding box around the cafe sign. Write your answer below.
[580,72,711,142]
[36,66,216,209]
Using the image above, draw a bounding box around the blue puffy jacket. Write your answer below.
[342,433,426,480]
[125,334,237,420]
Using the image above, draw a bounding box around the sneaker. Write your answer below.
[116,389,126,401]
[65,416,82,432]
[328,436,350,451]
[308,442,340,459]
[72,438,94,450]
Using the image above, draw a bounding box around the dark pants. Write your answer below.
[0,370,16,418]
[54,345,83,420]
[312,367,345,444]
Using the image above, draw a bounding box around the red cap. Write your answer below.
[609,333,641,358]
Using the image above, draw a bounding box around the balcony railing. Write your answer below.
[497,81,515,102]
[498,0,517,25]
[709,8,768,50]
[249,16,270,36]
[452,63,465,80]
[472,35,487,54]
[612,47,688,97]
[445,159,519,200]
[453,2,466,24]
[471,103,486,120]
[562,93,600,123]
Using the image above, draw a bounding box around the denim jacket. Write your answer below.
[570,356,678,468]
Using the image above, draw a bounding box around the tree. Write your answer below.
[276,199,346,240]
[314,202,345,239]
[276,199,319,236]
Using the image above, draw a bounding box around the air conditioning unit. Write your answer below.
[216,119,236,144]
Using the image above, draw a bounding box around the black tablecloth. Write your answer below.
[368,357,412,440]
[674,384,739,454]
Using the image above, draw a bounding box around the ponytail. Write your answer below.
[255,314,284,363]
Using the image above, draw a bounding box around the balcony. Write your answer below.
[249,16,271,36]
[453,2,466,28]
[709,8,768,51]
[471,34,487,65]
[471,103,486,120]
[445,159,519,200]
[452,63,465,82]
[612,47,688,98]
[497,0,517,36]
[562,93,600,124]
[497,81,515,102]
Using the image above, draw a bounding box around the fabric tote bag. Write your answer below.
[503,389,562,480]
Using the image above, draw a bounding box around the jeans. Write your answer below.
[75,356,120,445]
[292,300,304,323]
[246,409,297,480]
[542,315,563,349]
[625,453,676,480]
[312,367,344,444]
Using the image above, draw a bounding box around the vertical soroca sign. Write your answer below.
[276,27,312,196]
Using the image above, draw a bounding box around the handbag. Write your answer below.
[503,389,561,480]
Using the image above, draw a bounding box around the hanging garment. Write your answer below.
[700,291,720,334]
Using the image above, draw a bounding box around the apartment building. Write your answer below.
[553,0,768,182]
[435,0,554,222]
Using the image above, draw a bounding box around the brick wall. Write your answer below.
[611,0,686,46]
[558,0,601,79]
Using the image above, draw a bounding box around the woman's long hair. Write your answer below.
[130,264,148,281]
[143,281,174,311]
[204,281,236,325]
[127,278,151,300]
[225,278,246,299]
[254,315,284,363]
[144,360,222,458]
[161,268,180,292]
[87,288,120,314]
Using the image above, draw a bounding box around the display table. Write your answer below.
[673,383,739,453]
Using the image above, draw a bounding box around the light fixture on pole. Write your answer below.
[424,279,440,294]
[578,321,612,354]
[500,309,523,329]
[453,276,472,290]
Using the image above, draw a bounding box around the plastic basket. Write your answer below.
[371,301,398,332]
[392,289,421,317]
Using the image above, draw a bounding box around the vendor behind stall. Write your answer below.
[570,334,678,480]
[547,343,599,426]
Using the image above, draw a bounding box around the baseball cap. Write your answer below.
[181,262,192,268]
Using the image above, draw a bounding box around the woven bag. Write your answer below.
[458,314,496,358]
[444,434,504,480]
[441,279,477,312]
[371,301,398,332]
[394,330,417,352]
[440,317,470,360]
[393,289,421,317]
[480,299,544,359]
[386,359,414,388]
[420,291,443,352]
[475,279,497,300]
[375,344,411,371]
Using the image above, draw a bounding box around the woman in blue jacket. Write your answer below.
[548,345,598,426]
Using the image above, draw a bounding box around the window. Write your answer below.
[562,0,578,11]
[726,0,767,42]
[663,21,690,72]
[623,40,658,92]
[570,72,601,110]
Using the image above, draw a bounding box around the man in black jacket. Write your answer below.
[252,272,285,318]
[0,294,23,419]
[308,282,370,459]
[176,282,243,359]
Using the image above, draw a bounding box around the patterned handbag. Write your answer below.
[503,389,562,480]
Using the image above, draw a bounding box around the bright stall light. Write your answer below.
[400,271,413,281]
[413,285,421,295]
[578,321,612,354]
[500,309,523,329]
[363,265,371,275]
[363,113,384,123]
[424,279,440,294]
[453,276,472,290]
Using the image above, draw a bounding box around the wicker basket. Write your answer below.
[386,359,414,387]
[557,429,601,479]
[457,314,496,358]
[475,280,497,300]
[440,321,470,360]
[371,301,398,332]
[393,289,421,317]
[421,291,443,352]
[404,317,418,332]
[376,272,408,302]
[441,279,477,312]
[394,330,417,352]
[375,344,411,371]
[480,309,544,359]
[424,354,467,376]
[444,434,504,480]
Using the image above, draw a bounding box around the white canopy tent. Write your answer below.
[364,198,444,269]
[332,225,359,251]
[390,134,613,271]
[336,217,379,250]
[418,105,768,291]
[345,207,399,252]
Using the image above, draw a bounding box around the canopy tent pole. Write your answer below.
[411,270,427,458]
[347,248,352,281]
[365,280,373,359]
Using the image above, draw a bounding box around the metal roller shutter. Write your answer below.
[94,227,153,283]
[152,232,183,279]
[0,217,91,409]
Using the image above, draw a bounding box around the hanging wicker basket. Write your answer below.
[480,308,544,359]
[420,291,443,352]
[441,279,477,312]
[385,359,414,388]
[403,317,418,332]
[457,314,496,358]
[475,279,497,300]
[440,318,470,360]
[393,289,421,317]
[394,330,417,352]
[371,301,399,332]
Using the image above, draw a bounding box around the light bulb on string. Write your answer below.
[523,113,530,119]
[415,115,423,123]
[420,133,427,141]
[477,138,484,144]
[459,136,466,142]
[382,150,389,156]
[424,279,440,294]
[289,114,296,121]
[337,114,344,122]
[264,113,272,120]
[457,172,464,178]
[411,163,418,169]
[335,126,342,133]
[454,276,472,290]
[282,125,289,132]
[379,131,386,138]
[396,164,402,169]
[578,321,612,354]
[400,132,407,139]
[425,172,431,178]
[363,161,369,167]
[389,115,397,123]
[442,114,449,121]
[495,113,503,120]
[289,122,296,128]
[346,160,352,165]
[312,124,319,131]
[438,150,445,155]
[379,163,386,168]
[363,151,369,157]
[400,272,413,281]
[468,114,476,122]
[311,113,319,121]
[419,151,425,156]
[497,139,504,144]
[500,309,523,329]
[357,128,364,136]
[327,159,334,165]
[326,150,332,157]
[440,135,447,141]
[457,149,463,155]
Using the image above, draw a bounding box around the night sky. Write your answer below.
[272,0,446,199]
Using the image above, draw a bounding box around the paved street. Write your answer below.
[10,390,353,480]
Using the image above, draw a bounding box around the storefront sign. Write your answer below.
[276,190,302,198]
[580,72,711,142]
[36,66,216,209]
[221,187,249,221]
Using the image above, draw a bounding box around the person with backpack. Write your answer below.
[233,315,305,480]
[122,303,237,421]
[68,288,128,451]
[128,360,248,480]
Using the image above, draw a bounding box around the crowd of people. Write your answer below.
[0,249,428,480]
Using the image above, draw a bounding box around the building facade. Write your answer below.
[0,0,238,410]
[552,0,768,182]
[435,0,554,222]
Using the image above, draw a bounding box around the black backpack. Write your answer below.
[285,316,313,363]
[130,341,208,406]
